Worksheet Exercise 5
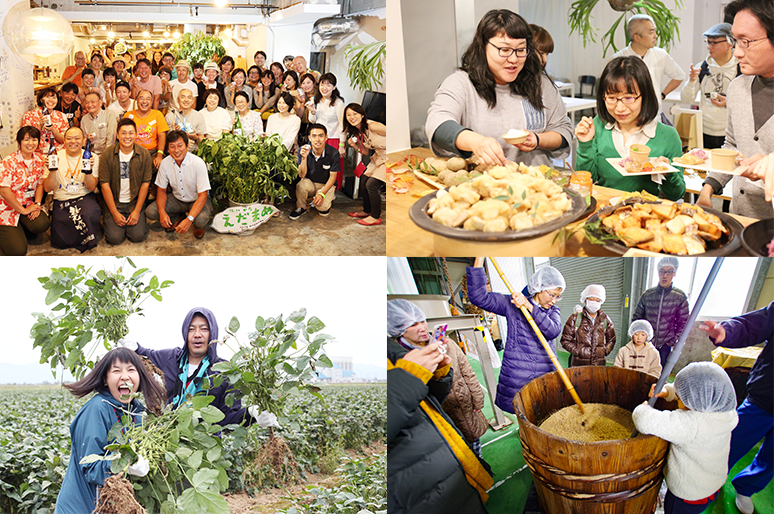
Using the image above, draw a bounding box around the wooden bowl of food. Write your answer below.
[583,198,743,256]
[409,187,586,257]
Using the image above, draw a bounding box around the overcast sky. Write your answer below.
[3,257,387,374]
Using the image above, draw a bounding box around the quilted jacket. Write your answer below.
[466,267,562,414]
[441,340,488,442]
[560,309,616,366]
[632,284,689,350]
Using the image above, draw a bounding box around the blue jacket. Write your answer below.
[54,391,144,514]
[467,267,562,413]
[713,302,773,414]
[136,307,250,426]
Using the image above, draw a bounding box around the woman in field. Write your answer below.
[53,347,165,514]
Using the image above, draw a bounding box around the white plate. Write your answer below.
[671,154,744,175]
[606,158,681,176]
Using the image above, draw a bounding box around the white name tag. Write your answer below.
[66,182,80,193]
[24,189,35,199]
[98,122,107,129]
[323,164,331,170]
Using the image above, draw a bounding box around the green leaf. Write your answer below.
[254,316,265,330]
[228,316,240,333]
[45,283,65,305]
[192,395,215,409]
[178,488,230,514]
[288,308,306,323]
[306,316,325,333]
[192,468,220,489]
[188,449,203,468]
[317,354,333,368]
[206,447,222,463]
[200,405,225,424]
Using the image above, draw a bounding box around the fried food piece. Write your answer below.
[683,234,707,255]
[662,234,688,255]
[617,226,654,247]
[652,203,678,220]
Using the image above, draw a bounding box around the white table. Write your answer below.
[562,97,596,125]
[554,81,575,98]
[663,88,699,123]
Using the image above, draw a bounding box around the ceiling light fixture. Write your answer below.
[214,0,227,8]
[1,5,74,65]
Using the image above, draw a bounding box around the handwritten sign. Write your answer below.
[211,203,278,235]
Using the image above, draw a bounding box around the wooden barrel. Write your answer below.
[513,366,675,514]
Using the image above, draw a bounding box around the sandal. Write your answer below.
[357,218,382,226]
[348,211,368,218]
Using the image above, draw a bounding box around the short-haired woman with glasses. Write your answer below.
[575,56,685,200]
[425,9,573,168]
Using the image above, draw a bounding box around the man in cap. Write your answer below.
[632,257,689,367]
[168,60,198,111]
[681,23,740,149]
[699,0,774,219]
[196,62,225,110]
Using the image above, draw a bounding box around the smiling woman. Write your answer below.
[425,9,573,168]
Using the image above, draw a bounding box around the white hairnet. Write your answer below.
[628,320,654,341]
[387,300,426,337]
[675,362,737,413]
[658,257,679,271]
[527,266,566,295]
[580,284,606,303]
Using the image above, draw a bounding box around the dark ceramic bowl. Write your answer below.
[741,218,774,257]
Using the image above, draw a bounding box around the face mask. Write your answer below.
[586,300,601,313]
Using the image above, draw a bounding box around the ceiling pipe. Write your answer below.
[230,24,249,47]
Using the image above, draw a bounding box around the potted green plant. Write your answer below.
[168,31,226,65]
[569,0,683,57]
[197,133,299,206]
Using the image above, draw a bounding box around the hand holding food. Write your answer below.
[467,133,507,167]
[739,151,774,202]
[574,116,595,143]
[514,131,540,153]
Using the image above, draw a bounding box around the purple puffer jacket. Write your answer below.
[467,267,562,414]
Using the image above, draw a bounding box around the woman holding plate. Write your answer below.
[574,56,685,200]
[425,9,572,168]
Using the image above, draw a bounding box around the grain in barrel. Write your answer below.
[539,403,635,442]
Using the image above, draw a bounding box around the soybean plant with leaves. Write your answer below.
[213,308,334,420]
[30,258,174,380]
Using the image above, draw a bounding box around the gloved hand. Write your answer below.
[248,406,280,428]
[126,456,149,477]
[117,338,139,352]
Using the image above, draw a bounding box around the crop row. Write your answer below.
[0,384,386,513]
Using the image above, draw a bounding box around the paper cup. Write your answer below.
[711,149,737,171]
[503,131,529,145]
[629,144,651,164]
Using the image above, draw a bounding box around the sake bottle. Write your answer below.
[47,142,58,173]
[233,111,243,136]
[82,138,92,174]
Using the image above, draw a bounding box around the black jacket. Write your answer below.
[632,284,689,349]
[561,309,616,366]
[387,338,488,514]
[714,302,773,414]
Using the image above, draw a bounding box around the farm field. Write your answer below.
[0,383,386,514]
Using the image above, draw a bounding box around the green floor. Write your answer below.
[467,350,774,514]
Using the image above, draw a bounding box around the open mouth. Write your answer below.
[118,380,134,400]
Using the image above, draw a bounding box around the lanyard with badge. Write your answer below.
[63,154,82,193]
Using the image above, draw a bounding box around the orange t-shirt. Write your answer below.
[62,66,83,87]
[123,109,169,152]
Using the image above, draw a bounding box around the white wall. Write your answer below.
[395,0,723,147]
[0,0,35,155]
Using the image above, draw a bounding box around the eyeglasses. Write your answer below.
[704,37,730,47]
[603,94,641,106]
[728,36,768,49]
[658,270,675,276]
[544,291,562,301]
[488,41,530,59]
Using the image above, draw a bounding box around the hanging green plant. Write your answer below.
[344,40,386,92]
[568,0,683,58]
[169,32,226,66]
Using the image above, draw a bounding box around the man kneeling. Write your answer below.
[145,130,213,239]
[289,124,340,220]
[99,118,152,244]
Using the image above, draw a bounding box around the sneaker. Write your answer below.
[736,493,754,514]
[318,208,331,217]
[289,208,307,220]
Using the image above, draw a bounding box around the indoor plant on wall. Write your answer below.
[169,31,226,65]
[344,39,385,93]
[569,0,683,57]
[197,133,299,206]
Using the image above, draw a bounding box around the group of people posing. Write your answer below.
[426,0,774,219]
[0,49,387,254]
[387,257,772,514]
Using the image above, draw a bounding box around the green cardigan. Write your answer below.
[576,117,686,201]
